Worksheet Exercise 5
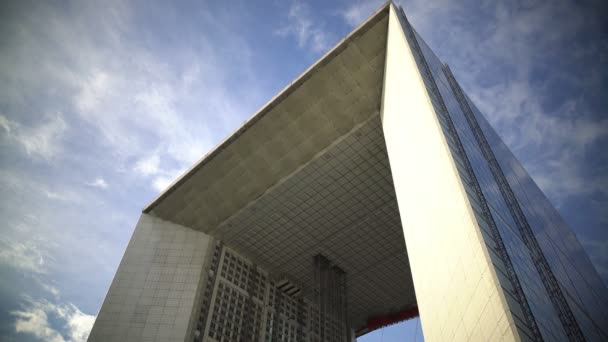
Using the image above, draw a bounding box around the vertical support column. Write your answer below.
[314,255,329,341]
[244,264,259,341]
[297,297,306,341]
[271,287,283,341]
[313,255,349,341]
[333,266,349,342]
[380,4,522,341]
[201,244,227,339]
[193,241,222,341]
[259,278,272,342]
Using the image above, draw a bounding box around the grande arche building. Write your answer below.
[89,2,608,341]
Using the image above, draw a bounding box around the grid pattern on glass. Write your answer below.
[412,18,606,341]
[467,95,608,340]
[398,4,608,341]
[409,22,568,341]
[443,64,585,341]
[395,6,542,341]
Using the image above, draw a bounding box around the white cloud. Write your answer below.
[86,177,108,189]
[55,303,96,342]
[152,175,174,192]
[42,188,82,202]
[12,302,65,342]
[0,3,264,340]
[0,114,11,132]
[2,0,256,197]
[0,167,81,203]
[0,7,259,330]
[152,167,186,193]
[0,114,67,161]
[340,0,386,27]
[74,70,111,113]
[134,153,161,176]
[276,1,333,53]
[11,298,95,342]
[15,114,67,160]
[0,238,48,274]
[132,152,188,192]
[40,282,60,298]
[134,152,196,192]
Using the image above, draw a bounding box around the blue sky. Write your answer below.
[0,0,606,341]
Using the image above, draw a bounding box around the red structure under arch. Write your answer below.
[356,307,420,336]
